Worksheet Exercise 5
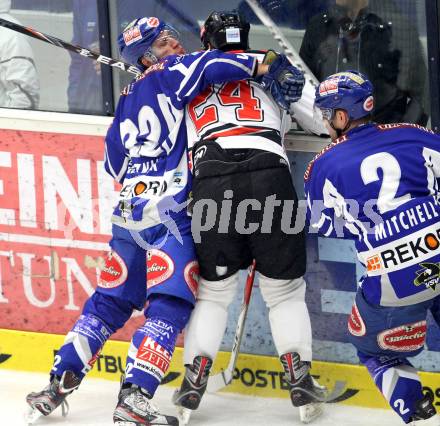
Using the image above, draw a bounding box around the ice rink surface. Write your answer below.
[1,370,402,426]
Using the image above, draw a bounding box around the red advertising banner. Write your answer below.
[0,129,148,341]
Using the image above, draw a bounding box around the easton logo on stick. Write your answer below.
[0,18,140,76]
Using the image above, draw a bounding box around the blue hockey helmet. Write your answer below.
[314,71,374,121]
[118,17,180,70]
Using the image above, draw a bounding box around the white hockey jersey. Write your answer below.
[185,50,292,163]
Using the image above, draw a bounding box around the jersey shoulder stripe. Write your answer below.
[304,134,349,181]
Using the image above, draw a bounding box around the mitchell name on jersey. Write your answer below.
[305,123,440,306]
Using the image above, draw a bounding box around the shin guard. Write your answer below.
[359,352,425,423]
[125,295,193,396]
[125,317,179,396]
[52,314,113,379]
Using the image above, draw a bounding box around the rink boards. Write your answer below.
[1,328,440,410]
[1,111,440,414]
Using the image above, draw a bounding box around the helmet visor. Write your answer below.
[143,27,181,63]
[319,107,334,121]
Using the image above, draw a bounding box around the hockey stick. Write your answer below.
[245,0,328,136]
[0,18,141,77]
[207,259,256,393]
[245,0,318,85]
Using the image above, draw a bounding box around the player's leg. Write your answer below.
[174,173,248,412]
[172,272,240,413]
[26,225,144,420]
[114,295,193,426]
[250,166,325,422]
[114,217,197,426]
[359,352,438,425]
[348,288,439,424]
[258,275,327,423]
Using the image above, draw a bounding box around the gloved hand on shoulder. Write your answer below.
[259,50,305,110]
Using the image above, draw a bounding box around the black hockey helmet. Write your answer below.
[201,10,250,51]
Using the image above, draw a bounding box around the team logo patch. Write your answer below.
[366,254,382,273]
[184,261,199,297]
[377,321,427,352]
[134,336,171,381]
[363,96,374,112]
[146,17,160,27]
[98,251,128,288]
[173,171,184,187]
[147,249,174,287]
[193,146,207,167]
[319,78,339,96]
[348,303,366,337]
[123,26,142,46]
[414,262,440,291]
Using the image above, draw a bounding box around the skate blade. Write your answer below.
[299,402,324,424]
[24,406,43,425]
[177,406,192,425]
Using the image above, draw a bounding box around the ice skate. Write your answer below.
[25,370,81,424]
[412,416,440,426]
[172,356,213,424]
[280,352,327,423]
[410,395,440,425]
[113,382,178,426]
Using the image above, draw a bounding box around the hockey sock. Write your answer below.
[183,299,228,364]
[259,275,312,360]
[183,273,239,365]
[359,351,424,423]
[51,292,133,380]
[52,313,113,379]
[269,296,312,360]
[125,295,193,396]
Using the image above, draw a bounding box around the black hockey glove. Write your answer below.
[259,50,305,110]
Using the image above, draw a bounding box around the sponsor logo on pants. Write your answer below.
[377,321,427,352]
[98,251,128,288]
[348,303,366,337]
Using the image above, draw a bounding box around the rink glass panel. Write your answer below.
[106,0,430,127]
[4,1,430,123]
[6,0,104,114]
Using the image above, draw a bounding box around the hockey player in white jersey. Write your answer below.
[173,10,327,424]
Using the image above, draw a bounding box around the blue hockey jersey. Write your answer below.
[305,123,440,306]
[104,50,257,230]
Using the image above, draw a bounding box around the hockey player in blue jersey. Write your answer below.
[306,70,440,425]
[25,16,301,426]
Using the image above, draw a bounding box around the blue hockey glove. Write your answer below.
[260,51,305,110]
